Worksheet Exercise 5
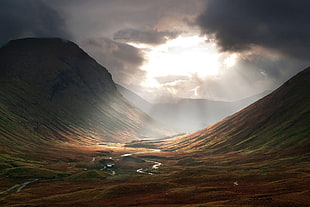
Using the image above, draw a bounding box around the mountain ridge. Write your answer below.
[0,38,173,151]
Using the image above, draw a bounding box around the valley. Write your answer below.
[0,142,309,206]
[117,83,271,133]
[0,38,309,206]
[2,0,310,205]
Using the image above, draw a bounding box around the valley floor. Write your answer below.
[0,142,309,206]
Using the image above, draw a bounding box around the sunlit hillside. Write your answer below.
[165,67,310,154]
[0,38,173,152]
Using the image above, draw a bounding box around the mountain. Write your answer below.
[0,40,308,206]
[0,38,173,151]
[167,67,310,154]
[117,84,270,132]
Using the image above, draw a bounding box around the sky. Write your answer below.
[1,0,309,102]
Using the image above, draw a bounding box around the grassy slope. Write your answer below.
[0,38,173,153]
[166,67,310,154]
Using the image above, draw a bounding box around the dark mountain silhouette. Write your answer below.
[117,83,270,132]
[168,67,310,154]
[0,38,173,151]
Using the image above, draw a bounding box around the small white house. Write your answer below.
[106,163,115,168]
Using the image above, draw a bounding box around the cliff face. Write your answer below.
[0,38,172,149]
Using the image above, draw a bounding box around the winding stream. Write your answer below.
[0,179,39,195]
[16,179,39,192]
[120,150,162,175]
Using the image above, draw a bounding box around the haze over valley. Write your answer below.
[117,84,271,132]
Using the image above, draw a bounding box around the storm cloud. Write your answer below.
[0,0,71,46]
[197,0,310,60]
[81,38,146,86]
[1,0,309,102]
[114,28,178,45]
[51,0,204,41]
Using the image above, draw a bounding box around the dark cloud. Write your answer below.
[114,28,178,45]
[2,0,307,102]
[50,0,204,40]
[81,38,146,85]
[0,0,71,46]
[197,0,310,59]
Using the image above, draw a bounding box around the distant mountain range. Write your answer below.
[0,38,173,152]
[167,67,310,154]
[117,84,270,132]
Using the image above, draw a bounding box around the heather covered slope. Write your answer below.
[0,38,172,150]
[168,67,310,154]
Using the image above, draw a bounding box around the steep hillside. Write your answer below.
[167,67,310,154]
[0,38,172,151]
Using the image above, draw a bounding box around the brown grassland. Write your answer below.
[0,142,309,207]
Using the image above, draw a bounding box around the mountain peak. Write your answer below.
[4,37,78,49]
[1,38,85,59]
[0,38,172,146]
[1,37,116,97]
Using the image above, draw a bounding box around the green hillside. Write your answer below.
[168,67,310,154]
[0,38,172,153]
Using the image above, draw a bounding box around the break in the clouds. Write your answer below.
[0,0,71,46]
[197,0,310,60]
[1,0,309,102]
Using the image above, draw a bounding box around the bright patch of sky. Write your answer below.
[128,35,237,88]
